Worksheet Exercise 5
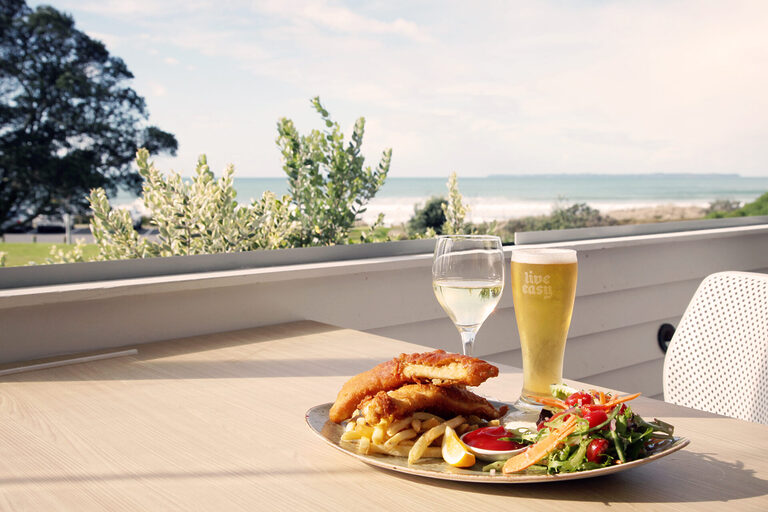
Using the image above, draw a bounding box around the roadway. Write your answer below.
[2,227,159,244]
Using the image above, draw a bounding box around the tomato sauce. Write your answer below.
[462,426,525,451]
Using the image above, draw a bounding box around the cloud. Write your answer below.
[149,83,167,97]
[56,0,210,17]
[257,0,432,42]
[49,0,768,176]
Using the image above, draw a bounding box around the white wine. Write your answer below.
[432,279,503,328]
[431,234,504,356]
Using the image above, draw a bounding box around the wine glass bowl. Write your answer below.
[432,235,504,356]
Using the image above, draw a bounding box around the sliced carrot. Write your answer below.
[532,396,568,410]
[502,416,579,474]
[588,392,642,411]
[598,391,607,405]
[604,392,641,407]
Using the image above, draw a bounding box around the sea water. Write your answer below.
[114,174,768,226]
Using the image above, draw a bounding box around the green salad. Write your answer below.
[484,385,675,475]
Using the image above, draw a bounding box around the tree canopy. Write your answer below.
[0,0,177,233]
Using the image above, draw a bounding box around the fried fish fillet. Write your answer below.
[358,383,509,425]
[328,350,499,423]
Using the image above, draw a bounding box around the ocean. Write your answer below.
[115,174,768,226]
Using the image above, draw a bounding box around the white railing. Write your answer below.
[2,222,768,399]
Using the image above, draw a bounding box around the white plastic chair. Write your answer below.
[663,271,768,424]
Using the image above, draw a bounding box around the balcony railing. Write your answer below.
[2,219,768,399]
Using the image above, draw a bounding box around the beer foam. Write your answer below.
[511,248,577,264]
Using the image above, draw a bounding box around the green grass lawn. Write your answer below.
[0,242,99,267]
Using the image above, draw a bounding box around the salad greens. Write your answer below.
[484,387,676,474]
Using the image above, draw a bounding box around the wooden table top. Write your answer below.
[1,321,766,510]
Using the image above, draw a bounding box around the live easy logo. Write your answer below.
[522,271,553,299]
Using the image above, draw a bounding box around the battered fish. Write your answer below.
[358,383,509,425]
[328,350,499,423]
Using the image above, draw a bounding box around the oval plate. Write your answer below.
[306,402,690,484]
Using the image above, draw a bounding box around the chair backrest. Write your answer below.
[663,271,768,424]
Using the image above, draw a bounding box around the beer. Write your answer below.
[510,249,577,406]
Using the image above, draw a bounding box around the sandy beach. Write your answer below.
[361,198,710,226]
[604,204,708,223]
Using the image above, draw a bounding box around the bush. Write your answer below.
[498,202,616,239]
[707,192,768,218]
[48,98,392,263]
[408,197,447,236]
[48,149,300,264]
[276,97,391,246]
[442,172,470,235]
[705,199,743,217]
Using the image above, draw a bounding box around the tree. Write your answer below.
[0,0,177,234]
[276,97,391,246]
[407,196,447,236]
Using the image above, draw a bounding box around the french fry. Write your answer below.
[341,422,375,441]
[341,430,362,441]
[372,425,386,444]
[370,443,410,457]
[384,428,417,448]
[357,424,374,437]
[370,443,443,458]
[407,415,465,464]
[386,416,414,437]
[455,423,470,436]
[358,436,371,455]
[413,412,443,421]
[411,419,422,433]
[422,418,440,430]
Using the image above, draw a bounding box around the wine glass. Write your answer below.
[432,235,504,356]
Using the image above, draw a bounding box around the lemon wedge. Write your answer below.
[441,426,476,468]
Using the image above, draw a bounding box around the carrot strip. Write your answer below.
[604,392,641,407]
[532,396,568,410]
[502,416,579,474]
[588,392,642,411]
[598,391,606,405]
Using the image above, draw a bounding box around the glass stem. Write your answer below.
[458,328,477,356]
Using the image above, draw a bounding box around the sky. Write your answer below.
[35,0,768,178]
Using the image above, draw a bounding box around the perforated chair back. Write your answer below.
[663,271,768,424]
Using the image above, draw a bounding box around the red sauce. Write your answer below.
[462,426,525,451]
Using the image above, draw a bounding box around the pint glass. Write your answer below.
[510,248,577,408]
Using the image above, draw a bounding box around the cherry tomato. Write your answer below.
[582,408,608,429]
[586,438,610,463]
[565,391,594,407]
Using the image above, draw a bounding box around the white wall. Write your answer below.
[1,224,767,399]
